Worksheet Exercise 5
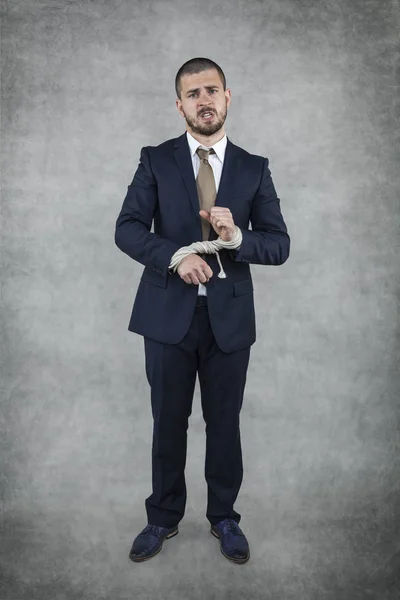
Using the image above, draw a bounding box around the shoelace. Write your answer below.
[143,524,162,537]
[222,519,243,538]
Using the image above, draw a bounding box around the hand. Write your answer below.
[177,254,213,285]
[199,207,236,242]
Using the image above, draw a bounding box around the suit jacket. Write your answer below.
[114,131,290,353]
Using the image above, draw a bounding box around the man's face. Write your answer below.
[176,68,231,137]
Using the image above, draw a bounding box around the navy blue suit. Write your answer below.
[115,131,290,528]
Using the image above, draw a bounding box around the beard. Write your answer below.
[183,102,227,136]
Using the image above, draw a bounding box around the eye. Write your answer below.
[188,89,217,98]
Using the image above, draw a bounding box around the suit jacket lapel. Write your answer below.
[173,132,241,241]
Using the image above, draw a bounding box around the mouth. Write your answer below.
[200,111,214,121]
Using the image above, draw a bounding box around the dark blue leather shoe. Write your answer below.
[210,518,250,564]
[129,524,179,562]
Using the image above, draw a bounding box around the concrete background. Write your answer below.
[1,0,399,598]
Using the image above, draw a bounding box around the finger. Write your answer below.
[212,213,229,221]
[211,209,231,216]
[198,273,208,284]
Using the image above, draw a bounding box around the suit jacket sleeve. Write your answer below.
[229,157,290,265]
[115,146,182,273]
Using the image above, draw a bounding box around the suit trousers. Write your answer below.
[143,295,251,529]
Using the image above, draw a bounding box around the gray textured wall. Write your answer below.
[1,1,399,599]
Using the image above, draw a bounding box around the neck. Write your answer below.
[187,128,225,148]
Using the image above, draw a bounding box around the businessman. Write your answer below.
[115,57,290,564]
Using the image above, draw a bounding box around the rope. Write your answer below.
[168,226,243,279]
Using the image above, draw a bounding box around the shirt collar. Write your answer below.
[186,130,227,163]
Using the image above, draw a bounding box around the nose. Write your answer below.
[198,91,213,110]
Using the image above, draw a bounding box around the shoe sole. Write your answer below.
[129,528,179,563]
[210,528,250,564]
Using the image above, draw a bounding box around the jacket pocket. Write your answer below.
[140,267,168,288]
[233,278,253,297]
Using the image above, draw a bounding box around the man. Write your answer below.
[114,57,290,564]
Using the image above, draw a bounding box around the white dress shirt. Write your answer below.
[186,130,227,296]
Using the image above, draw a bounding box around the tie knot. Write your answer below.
[196,147,216,163]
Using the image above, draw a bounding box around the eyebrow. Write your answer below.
[185,85,219,96]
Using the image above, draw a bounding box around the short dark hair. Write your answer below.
[175,57,226,100]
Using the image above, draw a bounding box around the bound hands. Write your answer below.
[177,208,236,285]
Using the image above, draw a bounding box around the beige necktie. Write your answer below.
[196,147,216,241]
